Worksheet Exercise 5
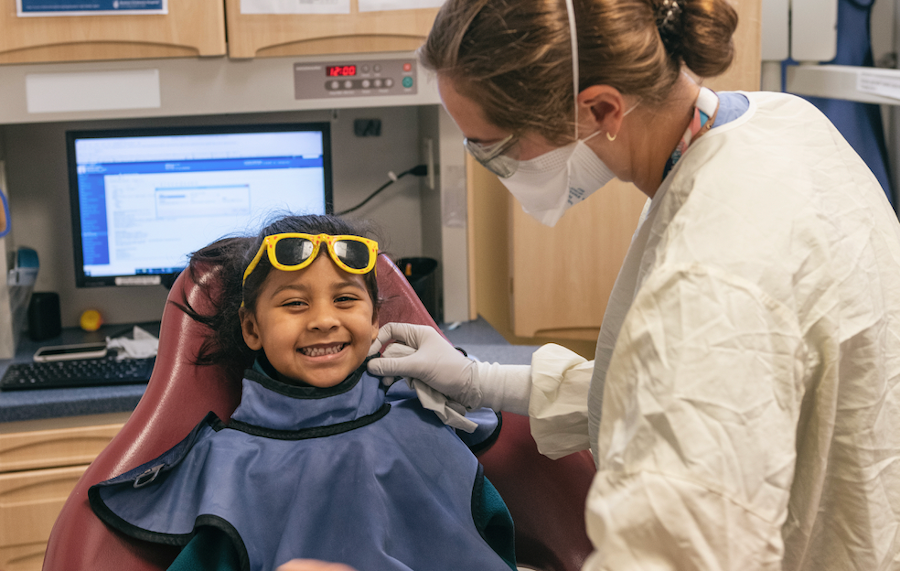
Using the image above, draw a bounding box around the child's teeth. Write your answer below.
[303,344,344,357]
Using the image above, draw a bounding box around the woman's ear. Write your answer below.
[578,85,628,138]
[239,307,263,351]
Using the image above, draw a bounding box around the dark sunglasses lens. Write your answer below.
[333,240,371,270]
[274,237,314,266]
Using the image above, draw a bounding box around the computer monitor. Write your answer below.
[66,123,333,288]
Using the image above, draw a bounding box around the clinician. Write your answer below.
[364,0,900,570]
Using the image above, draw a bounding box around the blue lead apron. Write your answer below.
[89,364,512,571]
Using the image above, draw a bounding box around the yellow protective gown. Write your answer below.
[528,91,900,570]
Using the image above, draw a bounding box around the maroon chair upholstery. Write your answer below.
[43,255,595,571]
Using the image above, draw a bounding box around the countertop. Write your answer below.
[0,322,159,423]
[0,318,540,424]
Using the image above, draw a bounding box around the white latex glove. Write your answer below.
[369,338,477,432]
[367,322,532,415]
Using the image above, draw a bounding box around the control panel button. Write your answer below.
[295,58,417,100]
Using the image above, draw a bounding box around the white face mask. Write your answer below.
[498,0,630,228]
[500,130,614,227]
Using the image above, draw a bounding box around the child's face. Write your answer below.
[239,254,379,387]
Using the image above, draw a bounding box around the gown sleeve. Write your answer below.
[528,343,596,459]
[582,264,808,570]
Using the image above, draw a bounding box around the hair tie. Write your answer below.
[656,0,683,54]
[657,0,682,27]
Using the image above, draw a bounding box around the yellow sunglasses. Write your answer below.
[242,233,379,288]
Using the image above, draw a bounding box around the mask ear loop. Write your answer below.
[565,0,639,144]
[564,0,580,142]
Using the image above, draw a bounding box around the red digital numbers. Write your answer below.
[327,65,357,77]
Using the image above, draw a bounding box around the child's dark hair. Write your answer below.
[172,214,381,376]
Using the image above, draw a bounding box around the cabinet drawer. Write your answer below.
[0,419,125,473]
[0,465,87,571]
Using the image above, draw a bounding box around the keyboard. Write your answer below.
[0,356,155,391]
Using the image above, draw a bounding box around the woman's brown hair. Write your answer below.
[420,0,738,145]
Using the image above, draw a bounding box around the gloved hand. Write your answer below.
[371,338,477,431]
[367,322,532,415]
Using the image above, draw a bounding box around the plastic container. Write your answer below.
[7,247,39,348]
[396,257,440,323]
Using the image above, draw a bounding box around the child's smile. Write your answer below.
[240,255,379,387]
[299,342,348,358]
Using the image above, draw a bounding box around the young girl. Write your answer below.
[88,214,516,571]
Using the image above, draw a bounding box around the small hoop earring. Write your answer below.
[606,132,617,142]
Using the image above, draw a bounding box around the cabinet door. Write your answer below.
[225,0,439,59]
[0,1,225,65]
[510,181,646,339]
[0,465,88,571]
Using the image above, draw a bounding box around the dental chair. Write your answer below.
[42,255,596,571]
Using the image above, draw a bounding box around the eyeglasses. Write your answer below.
[242,233,379,289]
[464,134,520,178]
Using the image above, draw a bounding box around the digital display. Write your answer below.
[327,65,357,77]
[67,123,333,288]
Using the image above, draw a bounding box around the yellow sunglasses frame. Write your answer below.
[242,233,379,288]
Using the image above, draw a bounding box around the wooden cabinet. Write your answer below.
[224,0,439,59]
[508,180,647,341]
[469,163,646,357]
[0,1,225,65]
[0,413,128,571]
[0,0,435,65]
[471,0,763,357]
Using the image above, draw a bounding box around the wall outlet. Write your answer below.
[353,118,382,137]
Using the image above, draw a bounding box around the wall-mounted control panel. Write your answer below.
[294,58,418,100]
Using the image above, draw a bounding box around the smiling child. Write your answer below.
[239,231,380,389]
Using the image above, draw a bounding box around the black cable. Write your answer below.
[335,164,428,216]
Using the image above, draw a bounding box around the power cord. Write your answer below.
[335,164,428,216]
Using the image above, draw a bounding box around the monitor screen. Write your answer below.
[66,123,333,287]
